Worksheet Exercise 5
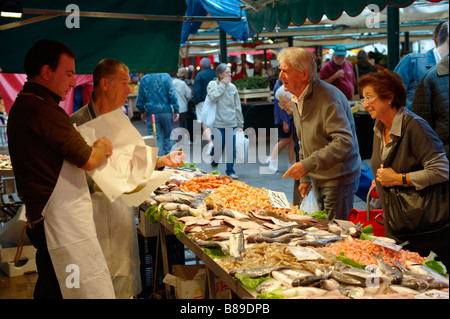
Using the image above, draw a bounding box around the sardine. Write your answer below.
[229,227,244,260]
[391,260,449,289]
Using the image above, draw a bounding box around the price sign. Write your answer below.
[267,190,290,209]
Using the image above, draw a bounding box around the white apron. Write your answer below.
[42,160,115,299]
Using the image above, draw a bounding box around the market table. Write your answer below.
[139,203,254,299]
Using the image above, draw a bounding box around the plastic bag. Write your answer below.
[299,191,320,214]
[235,130,248,163]
[200,96,216,128]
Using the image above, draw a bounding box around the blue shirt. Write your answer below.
[394,49,437,110]
[193,68,216,105]
[136,73,179,114]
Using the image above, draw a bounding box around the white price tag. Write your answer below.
[267,190,290,209]
[288,246,324,261]
[415,289,449,299]
[373,238,402,251]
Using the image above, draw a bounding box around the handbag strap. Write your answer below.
[382,113,412,168]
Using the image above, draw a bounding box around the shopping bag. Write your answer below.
[299,191,320,214]
[355,161,374,201]
[200,96,216,128]
[235,130,248,163]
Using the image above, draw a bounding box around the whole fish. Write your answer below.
[392,260,449,289]
[331,271,366,287]
[372,253,403,284]
[229,227,245,260]
[294,237,342,247]
[230,265,290,278]
[405,261,449,285]
[255,279,282,294]
[194,239,229,255]
[292,275,323,287]
[339,286,365,298]
[271,270,295,288]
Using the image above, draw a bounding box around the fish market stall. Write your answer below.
[142,168,449,300]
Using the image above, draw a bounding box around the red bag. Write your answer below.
[348,185,385,237]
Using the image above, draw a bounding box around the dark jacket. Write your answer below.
[412,55,449,157]
[193,68,216,105]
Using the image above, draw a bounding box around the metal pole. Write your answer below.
[220,28,227,63]
[387,4,400,70]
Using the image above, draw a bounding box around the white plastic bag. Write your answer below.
[299,191,320,214]
[235,130,248,163]
[200,95,216,128]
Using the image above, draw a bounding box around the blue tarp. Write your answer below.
[181,0,251,45]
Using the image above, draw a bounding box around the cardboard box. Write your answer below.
[0,259,37,277]
[137,207,159,237]
[163,264,231,299]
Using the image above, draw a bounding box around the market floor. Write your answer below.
[0,117,368,299]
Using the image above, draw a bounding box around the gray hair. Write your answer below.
[438,20,449,46]
[200,57,211,69]
[215,63,228,77]
[278,47,317,82]
[275,85,291,100]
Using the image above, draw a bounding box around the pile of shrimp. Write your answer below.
[321,238,426,268]
[179,174,233,192]
[203,180,301,217]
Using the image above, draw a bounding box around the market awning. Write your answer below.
[0,0,187,74]
[181,0,250,45]
[242,0,438,33]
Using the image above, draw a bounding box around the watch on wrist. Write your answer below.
[402,173,408,187]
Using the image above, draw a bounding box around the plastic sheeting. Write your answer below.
[181,0,251,45]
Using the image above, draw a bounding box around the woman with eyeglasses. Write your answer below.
[357,70,449,269]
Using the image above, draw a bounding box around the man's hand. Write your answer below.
[140,113,146,123]
[173,113,180,122]
[156,151,186,169]
[282,162,306,180]
[82,137,113,171]
[298,182,312,197]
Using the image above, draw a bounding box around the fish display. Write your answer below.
[146,173,449,299]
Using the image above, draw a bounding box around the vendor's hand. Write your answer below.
[283,162,306,180]
[236,127,243,132]
[298,182,312,197]
[94,137,113,158]
[376,165,401,187]
[140,113,146,123]
[173,113,180,122]
[156,151,185,169]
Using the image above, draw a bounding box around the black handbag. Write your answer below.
[382,116,449,239]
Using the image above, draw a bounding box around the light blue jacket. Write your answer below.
[136,73,179,114]
[394,49,437,110]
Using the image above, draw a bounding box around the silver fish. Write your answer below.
[230,265,290,278]
[405,261,449,284]
[372,253,403,284]
[255,279,282,294]
[339,286,365,298]
[229,227,244,260]
[195,239,229,255]
[392,260,449,289]
[271,270,295,288]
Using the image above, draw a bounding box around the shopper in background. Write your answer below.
[136,73,179,156]
[7,39,113,298]
[265,79,295,173]
[172,67,192,135]
[232,53,255,81]
[280,47,361,221]
[319,45,356,100]
[394,21,447,110]
[193,57,216,150]
[412,21,449,158]
[358,70,449,267]
[207,63,244,179]
[353,49,377,95]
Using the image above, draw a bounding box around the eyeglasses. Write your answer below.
[361,95,377,104]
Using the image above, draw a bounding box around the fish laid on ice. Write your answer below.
[404,261,449,285]
[391,260,449,289]
[229,227,245,260]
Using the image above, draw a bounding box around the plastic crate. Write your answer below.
[137,233,185,298]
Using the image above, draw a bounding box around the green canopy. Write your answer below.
[245,0,416,33]
[0,0,187,74]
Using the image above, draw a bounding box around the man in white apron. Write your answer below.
[70,59,185,298]
[7,40,115,299]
